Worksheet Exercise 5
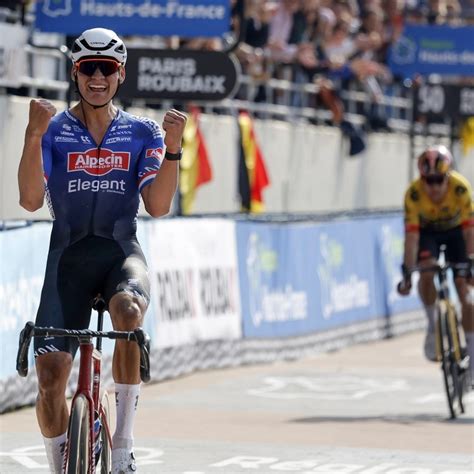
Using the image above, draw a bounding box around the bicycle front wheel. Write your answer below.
[66,394,92,474]
[438,308,462,419]
[97,391,112,474]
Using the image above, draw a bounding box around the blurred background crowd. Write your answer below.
[1,0,473,154]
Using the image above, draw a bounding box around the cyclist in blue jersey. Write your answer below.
[18,28,186,474]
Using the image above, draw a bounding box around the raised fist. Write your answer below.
[27,99,57,137]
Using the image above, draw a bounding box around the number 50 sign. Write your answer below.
[414,84,474,121]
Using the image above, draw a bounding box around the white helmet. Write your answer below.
[71,28,127,65]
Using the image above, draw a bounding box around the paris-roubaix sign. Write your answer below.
[35,0,230,37]
[118,48,240,101]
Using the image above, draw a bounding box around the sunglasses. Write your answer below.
[423,175,446,186]
[77,59,120,77]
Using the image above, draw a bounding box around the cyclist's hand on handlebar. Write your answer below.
[26,99,56,138]
[397,263,412,296]
[397,278,412,295]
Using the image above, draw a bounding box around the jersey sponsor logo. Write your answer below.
[110,130,133,136]
[62,124,72,131]
[145,147,163,159]
[68,178,126,194]
[60,130,75,136]
[81,135,92,144]
[54,136,79,143]
[105,136,132,144]
[410,189,419,201]
[68,148,131,176]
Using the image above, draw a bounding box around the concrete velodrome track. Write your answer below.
[0,331,473,473]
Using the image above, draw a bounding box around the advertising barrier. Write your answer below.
[236,216,422,339]
[389,25,474,77]
[35,0,230,37]
[0,215,423,412]
[373,218,421,316]
[0,224,51,380]
[236,223,317,338]
[144,218,242,348]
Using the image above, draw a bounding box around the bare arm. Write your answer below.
[141,109,187,217]
[18,99,56,211]
[141,159,179,217]
[403,231,420,270]
[398,231,419,295]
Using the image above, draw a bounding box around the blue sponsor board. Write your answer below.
[35,0,230,37]
[236,222,320,338]
[313,220,385,331]
[389,25,474,77]
[372,216,422,316]
[236,220,388,339]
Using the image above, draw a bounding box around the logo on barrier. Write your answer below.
[43,0,72,17]
[246,233,308,328]
[68,149,130,176]
[317,233,370,319]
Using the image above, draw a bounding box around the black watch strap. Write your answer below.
[164,149,183,161]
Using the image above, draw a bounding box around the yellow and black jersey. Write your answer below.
[404,171,474,232]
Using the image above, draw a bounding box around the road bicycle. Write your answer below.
[401,254,471,419]
[16,296,151,473]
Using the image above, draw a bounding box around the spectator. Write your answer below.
[266,0,302,63]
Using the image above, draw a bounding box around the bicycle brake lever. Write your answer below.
[16,322,35,377]
[134,328,151,383]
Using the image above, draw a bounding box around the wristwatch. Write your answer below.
[164,149,183,161]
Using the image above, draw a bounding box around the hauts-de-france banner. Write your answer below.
[389,25,474,78]
[35,0,230,37]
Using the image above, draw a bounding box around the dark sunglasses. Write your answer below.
[423,174,446,186]
[77,59,120,77]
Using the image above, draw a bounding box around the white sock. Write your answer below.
[424,304,437,332]
[43,432,67,474]
[465,331,474,379]
[113,383,140,450]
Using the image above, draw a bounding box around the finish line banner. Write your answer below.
[35,0,230,37]
[389,25,474,77]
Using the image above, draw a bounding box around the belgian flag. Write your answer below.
[238,111,270,213]
[179,107,212,215]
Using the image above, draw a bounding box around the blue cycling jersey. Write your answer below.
[42,109,163,248]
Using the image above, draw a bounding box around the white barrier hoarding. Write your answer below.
[147,218,242,348]
[0,23,28,88]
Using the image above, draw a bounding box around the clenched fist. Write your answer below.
[162,109,187,153]
[26,99,57,138]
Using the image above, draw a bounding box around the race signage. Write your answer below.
[35,0,230,37]
[389,25,474,77]
[414,83,474,120]
[118,48,240,101]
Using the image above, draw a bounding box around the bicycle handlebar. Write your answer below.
[16,323,151,382]
[404,261,472,278]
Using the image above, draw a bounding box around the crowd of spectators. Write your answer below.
[1,0,472,154]
[226,0,472,153]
